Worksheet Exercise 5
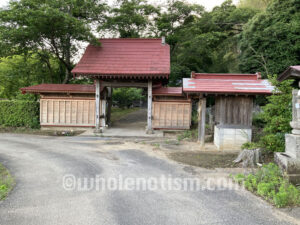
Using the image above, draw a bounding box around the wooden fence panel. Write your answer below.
[152,101,191,129]
[40,99,96,127]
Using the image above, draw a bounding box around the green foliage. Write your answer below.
[273,182,300,207]
[110,107,139,123]
[234,163,300,207]
[239,0,300,77]
[241,142,260,150]
[0,163,14,200]
[237,0,272,10]
[252,112,265,128]
[177,129,197,141]
[256,76,293,152]
[112,88,144,109]
[103,0,158,38]
[167,0,257,85]
[155,0,204,37]
[0,100,39,128]
[0,54,62,99]
[0,0,107,83]
[234,173,245,184]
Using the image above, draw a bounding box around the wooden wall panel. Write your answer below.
[40,99,96,127]
[152,101,191,129]
[215,96,253,126]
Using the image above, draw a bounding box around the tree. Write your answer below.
[238,0,272,10]
[102,0,158,38]
[0,54,61,99]
[153,0,204,86]
[239,0,300,77]
[0,0,107,83]
[112,88,143,108]
[155,0,204,52]
[167,0,256,85]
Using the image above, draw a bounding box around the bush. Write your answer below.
[254,76,293,152]
[234,163,300,207]
[259,133,286,152]
[241,142,260,150]
[0,100,39,128]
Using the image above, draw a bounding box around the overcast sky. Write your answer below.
[0,0,239,11]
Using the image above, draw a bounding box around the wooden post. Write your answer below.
[147,79,153,134]
[95,79,101,133]
[198,96,206,148]
[106,87,112,126]
[101,99,106,128]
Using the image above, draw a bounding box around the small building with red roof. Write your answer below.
[183,72,273,150]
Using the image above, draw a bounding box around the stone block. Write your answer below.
[275,152,300,184]
[285,134,300,158]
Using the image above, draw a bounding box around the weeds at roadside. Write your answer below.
[0,164,14,200]
[177,129,197,141]
[151,143,160,149]
[233,163,300,208]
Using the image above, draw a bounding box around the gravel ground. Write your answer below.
[0,133,299,225]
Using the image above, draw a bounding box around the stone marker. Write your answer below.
[276,66,300,184]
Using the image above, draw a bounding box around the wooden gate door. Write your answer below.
[152,101,191,129]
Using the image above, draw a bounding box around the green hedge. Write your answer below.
[0,100,39,128]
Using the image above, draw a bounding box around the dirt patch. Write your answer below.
[110,107,141,124]
[103,141,125,145]
[168,151,241,169]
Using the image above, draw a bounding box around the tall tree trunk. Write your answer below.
[62,35,72,84]
[63,69,71,84]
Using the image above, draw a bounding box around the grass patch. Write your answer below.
[234,163,300,208]
[0,163,14,200]
[177,129,197,141]
[168,151,239,169]
[110,107,139,123]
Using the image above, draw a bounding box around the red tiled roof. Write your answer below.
[72,38,170,79]
[183,73,274,95]
[278,65,300,82]
[20,84,97,94]
[152,87,183,96]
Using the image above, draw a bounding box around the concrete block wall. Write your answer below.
[214,125,252,150]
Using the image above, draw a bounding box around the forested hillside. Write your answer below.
[0,0,298,98]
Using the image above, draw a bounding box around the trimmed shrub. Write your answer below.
[0,100,39,128]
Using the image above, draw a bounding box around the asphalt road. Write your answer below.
[0,133,298,225]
